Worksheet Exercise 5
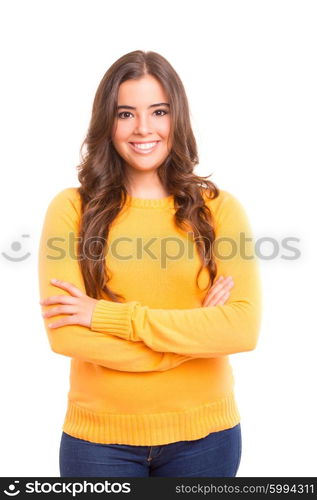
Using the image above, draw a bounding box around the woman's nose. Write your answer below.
[133,114,153,134]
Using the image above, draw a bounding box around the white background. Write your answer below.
[1,0,316,477]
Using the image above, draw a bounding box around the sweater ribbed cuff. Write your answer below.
[90,299,139,340]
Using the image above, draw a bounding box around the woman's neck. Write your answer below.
[125,171,170,199]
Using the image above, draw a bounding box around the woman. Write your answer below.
[38,50,262,477]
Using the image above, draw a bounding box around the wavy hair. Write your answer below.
[76,50,220,302]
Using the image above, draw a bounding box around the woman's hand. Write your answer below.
[202,276,234,307]
[40,275,233,328]
[40,279,99,329]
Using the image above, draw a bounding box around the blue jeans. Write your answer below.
[59,423,242,477]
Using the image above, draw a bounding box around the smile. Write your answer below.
[128,141,160,154]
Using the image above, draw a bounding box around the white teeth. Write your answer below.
[132,142,158,150]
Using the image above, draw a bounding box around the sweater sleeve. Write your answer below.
[90,191,263,357]
[38,188,195,372]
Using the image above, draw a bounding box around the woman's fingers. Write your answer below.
[211,279,234,300]
[205,283,234,307]
[42,305,78,319]
[202,276,234,307]
[215,290,231,306]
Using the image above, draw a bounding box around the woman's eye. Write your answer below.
[117,111,132,119]
[154,109,168,116]
[117,109,168,119]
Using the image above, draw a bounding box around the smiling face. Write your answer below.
[111,75,172,175]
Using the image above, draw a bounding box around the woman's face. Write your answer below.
[111,75,172,173]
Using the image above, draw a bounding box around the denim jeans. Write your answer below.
[59,423,242,477]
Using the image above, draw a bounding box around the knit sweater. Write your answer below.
[38,186,262,446]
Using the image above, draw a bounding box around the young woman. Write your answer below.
[38,50,262,477]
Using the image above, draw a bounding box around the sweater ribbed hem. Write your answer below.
[62,392,241,446]
[91,299,139,339]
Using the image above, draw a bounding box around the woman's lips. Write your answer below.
[128,141,160,155]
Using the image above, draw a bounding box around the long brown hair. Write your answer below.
[76,50,220,302]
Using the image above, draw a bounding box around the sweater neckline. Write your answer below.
[124,192,175,208]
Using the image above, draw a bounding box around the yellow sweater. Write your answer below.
[38,187,262,446]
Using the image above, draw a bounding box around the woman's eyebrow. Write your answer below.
[116,102,170,110]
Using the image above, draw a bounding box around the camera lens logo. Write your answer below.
[2,235,30,261]
[3,481,20,496]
